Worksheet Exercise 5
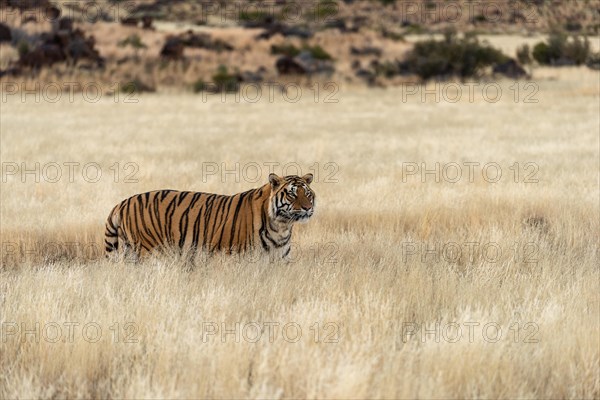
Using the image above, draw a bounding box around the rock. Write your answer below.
[17,26,104,70]
[242,15,275,29]
[142,16,154,30]
[355,68,376,85]
[350,46,382,57]
[324,19,347,31]
[45,5,61,21]
[493,59,527,79]
[241,68,266,83]
[257,23,313,40]
[0,23,11,43]
[587,53,600,70]
[18,46,60,69]
[276,51,335,76]
[160,37,185,60]
[65,31,103,66]
[0,66,22,77]
[121,17,139,27]
[177,30,233,52]
[276,56,307,75]
[58,17,73,33]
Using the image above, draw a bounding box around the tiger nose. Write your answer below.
[301,205,311,211]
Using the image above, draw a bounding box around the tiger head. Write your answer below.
[268,173,315,223]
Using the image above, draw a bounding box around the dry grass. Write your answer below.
[0,67,599,399]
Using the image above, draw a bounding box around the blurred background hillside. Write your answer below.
[1,0,599,93]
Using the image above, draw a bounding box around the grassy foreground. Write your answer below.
[0,68,598,398]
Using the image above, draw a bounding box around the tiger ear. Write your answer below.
[269,173,283,188]
[302,173,314,185]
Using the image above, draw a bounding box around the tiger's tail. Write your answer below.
[104,205,120,258]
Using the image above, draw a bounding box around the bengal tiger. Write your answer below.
[104,173,315,261]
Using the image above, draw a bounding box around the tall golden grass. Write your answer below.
[0,67,598,398]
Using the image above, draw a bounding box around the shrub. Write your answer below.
[587,52,600,70]
[194,65,240,93]
[17,40,29,57]
[271,43,301,57]
[516,44,532,65]
[315,0,338,20]
[192,80,207,93]
[308,44,332,60]
[118,34,147,50]
[118,34,147,58]
[121,78,155,94]
[532,30,590,66]
[239,10,270,23]
[401,30,509,80]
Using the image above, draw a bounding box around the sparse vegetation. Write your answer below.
[118,34,147,58]
[532,30,591,66]
[193,65,240,93]
[516,44,532,65]
[120,78,155,94]
[402,30,509,80]
[16,40,29,57]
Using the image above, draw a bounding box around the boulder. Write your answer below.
[350,46,382,57]
[178,30,233,52]
[257,23,313,40]
[355,68,376,85]
[493,59,527,79]
[276,51,334,75]
[160,37,185,60]
[0,23,11,43]
[276,56,307,75]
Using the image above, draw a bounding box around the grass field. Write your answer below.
[1,67,599,398]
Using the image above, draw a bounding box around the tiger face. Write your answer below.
[268,173,315,223]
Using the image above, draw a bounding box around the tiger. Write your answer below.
[104,173,315,261]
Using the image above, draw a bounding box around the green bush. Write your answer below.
[17,40,30,57]
[194,66,240,93]
[315,0,338,20]
[516,44,532,65]
[271,43,301,57]
[239,10,270,22]
[192,80,207,93]
[118,34,147,50]
[532,30,590,65]
[212,65,240,92]
[402,30,509,80]
[308,44,332,60]
[121,78,154,94]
